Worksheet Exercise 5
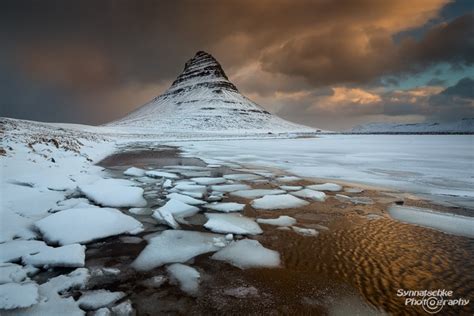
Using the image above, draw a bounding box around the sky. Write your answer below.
[1,0,473,130]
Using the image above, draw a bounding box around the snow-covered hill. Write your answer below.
[108,51,317,134]
[350,118,474,134]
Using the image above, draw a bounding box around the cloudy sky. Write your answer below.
[1,0,473,130]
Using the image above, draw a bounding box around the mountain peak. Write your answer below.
[169,51,237,93]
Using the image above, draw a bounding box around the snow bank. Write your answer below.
[132,230,224,271]
[251,194,309,209]
[231,189,286,199]
[0,282,39,310]
[79,178,146,208]
[211,239,280,269]
[35,207,143,245]
[291,189,326,201]
[166,263,200,296]
[203,202,245,213]
[204,213,263,235]
[388,205,474,238]
[257,216,296,227]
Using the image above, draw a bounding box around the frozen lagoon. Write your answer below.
[175,135,474,209]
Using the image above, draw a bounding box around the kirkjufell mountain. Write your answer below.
[108,51,316,133]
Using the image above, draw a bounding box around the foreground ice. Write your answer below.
[191,177,227,185]
[166,263,200,296]
[123,167,146,177]
[307,183,342,192]
[256,216,296,227]
[0,240,49,263]
[388,205,474,238]
[291,189,326,202]
[132,230,225,271]
[22,244,85,268]
[78,289,126,310]
[204,213,263,235]
[251,194,309,209]
[211,239,280,269]
[231,189,286,199]
[0,282,39,310]
[0,264,28,284]
[166,193,206,205]
[35,208,143,245]
[79,178,146,208]
[203,202,245,213]
[210,184,251,192]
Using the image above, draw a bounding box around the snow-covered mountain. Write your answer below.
[350,118,474,134]
[108,51,317,134]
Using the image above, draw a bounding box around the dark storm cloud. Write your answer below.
[0,0,472,126]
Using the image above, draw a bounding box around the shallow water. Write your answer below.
[84,145,474,315]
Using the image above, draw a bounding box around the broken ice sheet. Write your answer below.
[307,183,342,192]
[211,239,280,269]
[256,215,296,227]
[167,263,200,296]
[79,178,146,208]
[203,202,245,213]
[204,213,263,235]
[291,189,326,201]
[251,194,309,209]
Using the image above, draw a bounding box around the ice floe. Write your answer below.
[211,239,280,269]
[167,263,200,296]
[166,193,206,205]
[123,167,146,177]
[307,183,342,192]
[128,207,153,215]
[190,177,227,185]
[0,282,39,310]
[78,289,126,310]
[145,170,179,179]
[251,194,309,209]
[35,207,143,245]
[0,240,49,263]
[279,185,303,191]
[292,226,319,236]
[0,264,28,284]
[22,244,85,268]
[276,176,301,182]
[388,205,474,238]
[291,189,326,201]
[210,184,251,192]
[335,194,374,205]
[153,208,180,229]
[153,199,200,220]
[223,174,261,181]
[79,178,146,208]
[132,230,225,271]
[203,202,245,213]
[204,213,263,235]
[257,216,296,227]
[231,189,286,199]
[173,183,207,193]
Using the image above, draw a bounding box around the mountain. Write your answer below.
[350,118,474,134]
[107,51,317,134]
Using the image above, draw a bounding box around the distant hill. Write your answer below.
[349,118,474,134]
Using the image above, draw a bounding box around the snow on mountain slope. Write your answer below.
[350,118,474,134]
[108,51,317,133]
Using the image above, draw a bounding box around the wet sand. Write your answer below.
[72,145,474,315]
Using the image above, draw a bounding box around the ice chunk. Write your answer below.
[279,185,303,191]
[153,199,200,220]
[166,263,200,296]
[174,183,207,193]
[257,216,296,227]
[0,282,39,309]
[145,170,179,179]
[211,239,280,269]
[210,184,251,192]
[223,174,261,181]
[335,194,374,205]
[291,189,326,201]
[204,213,263,235]
[175,190,204,199]
[276,176,301,182]
[52,198,96,212]
[163,179,173,188]
[78,289,126,310]
[388,205,474,238]
[231,189,286,199]
[128,207,152,215]
[203,202,245,213]
[307,183,342,192]
[0,240,49,263]
[110,300,134,316]
[166,193,206,205]
[22,244,85,268]
[190,177,227,185]
[79,178,146,208]
[292,226,319,236]
[123,167,146,177]
[251,194,309,209]
[153,208,180,229]
[0,264,28,284]
[132,230,223,271]
[344,187,364,193]
[35,208,143,245]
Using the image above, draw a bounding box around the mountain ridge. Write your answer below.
[349,118,474,134]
